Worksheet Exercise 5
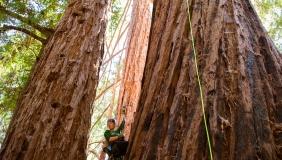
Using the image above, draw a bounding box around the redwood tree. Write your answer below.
[126,0,282,159]
[0,0,108,159]
[116,0,152,139]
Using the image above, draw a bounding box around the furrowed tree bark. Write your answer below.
[0,0,108,159]
[116,0,152,139]
[126,0,282,160]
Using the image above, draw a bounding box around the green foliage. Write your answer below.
[108,0,123,37]
[0,111,11,144]
[0,35,40,111]
[1,0,67,29]
[252,0,282,51]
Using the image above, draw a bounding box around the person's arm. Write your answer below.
[109,135,122,142]
[104,130,123,142]
[116,118,125,133]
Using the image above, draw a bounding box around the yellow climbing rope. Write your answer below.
[185,0,214,160]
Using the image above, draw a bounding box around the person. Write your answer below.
[103,110,128,159]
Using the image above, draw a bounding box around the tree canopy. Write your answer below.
[252,0,282,49]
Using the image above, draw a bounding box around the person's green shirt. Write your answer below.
[104,119,125,142]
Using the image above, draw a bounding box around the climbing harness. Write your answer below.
[185,0,214,160]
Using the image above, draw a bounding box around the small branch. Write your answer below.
[95,79,121,100]
[102,47,127,66]
[88,149,100,158]
[88,141,103,145]
[0,25,46,44]
[0,5,54,36]
[90,104,112,131]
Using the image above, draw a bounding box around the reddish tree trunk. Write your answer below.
[116,0,152,139]
[0,0,108,159]
[126,0,282,159]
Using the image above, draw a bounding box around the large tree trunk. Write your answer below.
[0,0,108,159]
[126,0,282,159]
[116,0,152,139]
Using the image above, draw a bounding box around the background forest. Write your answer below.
[0,0,281,159]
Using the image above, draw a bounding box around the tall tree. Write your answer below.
[0,1,67,144]
[126,0,282,159]
[116,0,152,139]
[0,0,108,159]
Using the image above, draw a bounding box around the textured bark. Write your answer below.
[126,0,282,160]
[0,0,108,159]
[116,0,152,139]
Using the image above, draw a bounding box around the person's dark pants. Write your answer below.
[111,141,128,157]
